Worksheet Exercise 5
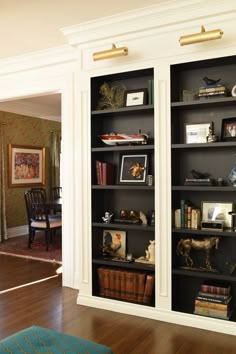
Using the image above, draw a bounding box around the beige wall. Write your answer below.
[0,111,61,228]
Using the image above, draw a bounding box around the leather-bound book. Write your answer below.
[101,162,114,185]
[114,269,121,299]
[143,274,155,305]
[136,273,146,303]
[95,160,102,185]
[125,272,137,302]
[97,267,105,296]
[120,271,126,300]
[103,268,110,297]
[108,269,116,298]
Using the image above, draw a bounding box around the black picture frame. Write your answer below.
[221,117,236,141]
[124,88,148,107]
[118,154,149,185]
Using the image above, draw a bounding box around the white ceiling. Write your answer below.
[0,0,171,120]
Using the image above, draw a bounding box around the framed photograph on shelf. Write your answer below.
[124,88,148,107]
[118,154,149,185]
[102,229,126,258]
[221,117,236,141]
[201,201,233,228]
[8,144,45,187]
[184,122,212,144]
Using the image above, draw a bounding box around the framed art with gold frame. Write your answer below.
[8,144,45,187]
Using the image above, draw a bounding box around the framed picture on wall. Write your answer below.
[8,144,45,187]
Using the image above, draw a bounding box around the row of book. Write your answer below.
[198,84,228,98]
[174,200,200,229]
[97,267,155,305]
[194,281,232,320]
[96,160,115,185]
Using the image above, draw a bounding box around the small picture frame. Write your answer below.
[201,201,233,228]
[102,229,126,258]
[221,117,236,141]
[184,122,212,144]
[124,88,148,107]
[118,154,149,185]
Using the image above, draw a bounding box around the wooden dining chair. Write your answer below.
[24,189,62,251]
[51,187,62,200]
[30,187,47,201]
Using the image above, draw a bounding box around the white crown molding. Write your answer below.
[0,45,76,76]
[61,0,236,46]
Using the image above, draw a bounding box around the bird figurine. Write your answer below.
[202,77,221,86]
[190,169,211,179]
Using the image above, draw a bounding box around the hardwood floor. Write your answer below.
[0,255,235,354]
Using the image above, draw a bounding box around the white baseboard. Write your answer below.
[7,225,28,238]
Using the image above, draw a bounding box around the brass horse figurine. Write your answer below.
[176,237,220,270]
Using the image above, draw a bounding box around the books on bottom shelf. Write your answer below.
[96,267,154,305]
[194,281,233,320]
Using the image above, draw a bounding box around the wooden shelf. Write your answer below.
[172,142,236,149]
[92,144,154,152]
[172,186,236,191]
[172,268,236,282]
[91,105,154,116]
[172,227,236,237]
[92,185,154,190]
[92,222,154,231]
[93,258,155,272]
[171,96,236,108]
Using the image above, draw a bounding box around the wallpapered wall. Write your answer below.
[0,111,61,228]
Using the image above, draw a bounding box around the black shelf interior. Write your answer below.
[91,67,155,306]
[171,55,236,318]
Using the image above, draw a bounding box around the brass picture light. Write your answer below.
[179,26,223,46]
[93,43,128,61]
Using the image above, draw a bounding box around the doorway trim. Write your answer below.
[0,57,78,289]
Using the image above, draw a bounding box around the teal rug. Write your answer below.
[0,326,114,353]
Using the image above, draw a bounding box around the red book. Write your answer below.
[201,281,231,296]
[101,162,114,185]
[95,160,102,185]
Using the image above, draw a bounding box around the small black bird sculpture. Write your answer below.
[202,76,221,85]
[190,169,211,179]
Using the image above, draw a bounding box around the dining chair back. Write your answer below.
[30,187,47,201]
[51,187,62,199]
[24,189,62,251]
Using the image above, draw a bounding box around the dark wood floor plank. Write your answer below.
[0,254,235,354]
[0,254,60,291]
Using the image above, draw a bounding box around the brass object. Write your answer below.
[93,43,128,61]
[176,237,219,271]
[179,26,223,46]
[97,82,126,110]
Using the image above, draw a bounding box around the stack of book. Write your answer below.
[97,267,155,305]
[96,161,115,185]
[194,281,232,320]
[198,83,228,98]
[174,200,201,229]
[184,178,214,186]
